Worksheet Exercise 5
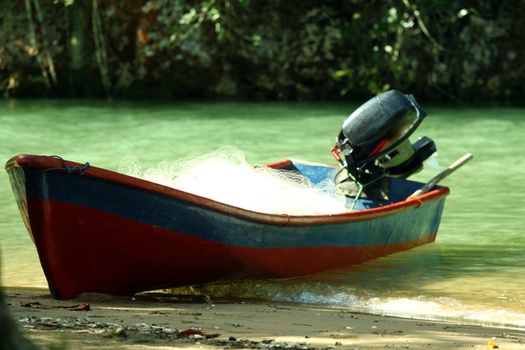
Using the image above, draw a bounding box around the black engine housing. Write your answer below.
[334,90,436,199]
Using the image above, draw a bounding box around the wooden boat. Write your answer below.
[6,154,449,300]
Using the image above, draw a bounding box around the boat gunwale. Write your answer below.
[6,154,450,226]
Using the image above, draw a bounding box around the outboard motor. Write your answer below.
[332,90,436,200]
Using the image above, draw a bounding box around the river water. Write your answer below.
[1,99,524,329]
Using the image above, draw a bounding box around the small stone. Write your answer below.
[113,327,127,338]
[229,336,237,341]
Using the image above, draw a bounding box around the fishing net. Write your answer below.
[119,146,347,215]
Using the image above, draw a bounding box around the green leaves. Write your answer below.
[1,0,524,101]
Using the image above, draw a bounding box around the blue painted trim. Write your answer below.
[23,168,445,249]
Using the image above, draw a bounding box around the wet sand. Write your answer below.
[4,287,525,350]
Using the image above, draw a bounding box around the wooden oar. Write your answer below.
[407,153,473,199]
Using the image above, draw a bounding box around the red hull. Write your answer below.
[28,198,435,299]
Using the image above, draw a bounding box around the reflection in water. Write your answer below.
[0,101,524,328]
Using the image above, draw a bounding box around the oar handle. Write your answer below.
[407,153,473,199]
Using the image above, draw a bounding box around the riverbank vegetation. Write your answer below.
[1,1,523,101]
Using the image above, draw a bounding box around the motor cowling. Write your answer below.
[334,90,436,199]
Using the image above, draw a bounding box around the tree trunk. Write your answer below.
[67,1,93,97]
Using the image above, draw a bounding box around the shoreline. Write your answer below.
[4,287,525,349]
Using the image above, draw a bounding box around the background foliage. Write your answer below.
[1,0,524,101]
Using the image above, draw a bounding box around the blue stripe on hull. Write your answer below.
[24,169,445,249]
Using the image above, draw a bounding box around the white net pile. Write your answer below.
[119,146,347,215]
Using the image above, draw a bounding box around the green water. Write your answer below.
[1,100,524,328]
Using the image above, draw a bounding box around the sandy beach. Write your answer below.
[3,287,524,350]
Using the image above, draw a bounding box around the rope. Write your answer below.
[48,156,91,175]
[346,172,387,211]
[350,183,364,211]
